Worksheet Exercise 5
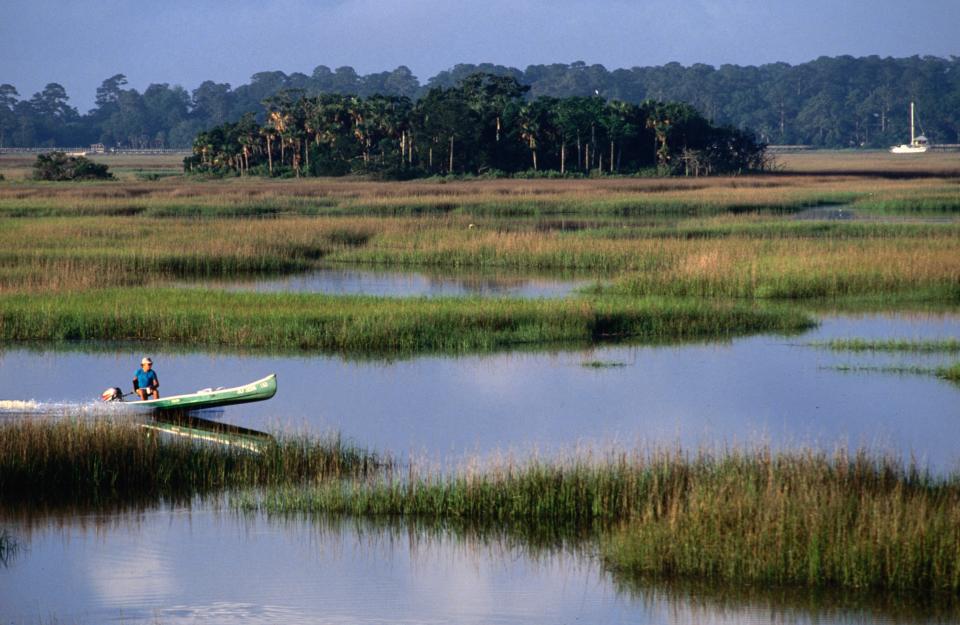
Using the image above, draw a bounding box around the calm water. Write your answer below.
[185,265,596,298]
[1,507,954,625]
[1,311,959,623]
[2,312,958,467]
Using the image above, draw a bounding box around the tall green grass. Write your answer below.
[941,363,960,382]
[0,418,384,505]
[575,221,960,241]
[0,217,375,291]
[5,415,959,594]
[587,236,960,300]
[811,338,960,353]
[0,189,857,219]
[2,211,958,301]
[828,362,960,383]
[236,447,960,593]
[0,290,814,353]
[337,194,856,218]
[853,193,960,215]
[599,450,960,593]
[0,173,955,222]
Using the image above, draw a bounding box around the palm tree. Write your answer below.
[259,124,277,175]
[646,103,674,170]
[518,102,541,171]
[604,100,636,173]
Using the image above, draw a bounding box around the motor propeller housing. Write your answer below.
[101,387,124,402]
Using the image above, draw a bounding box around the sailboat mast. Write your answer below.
[910,101,915,145]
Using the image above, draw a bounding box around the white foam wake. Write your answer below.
[0,399,139,418]
[0,400,40,411]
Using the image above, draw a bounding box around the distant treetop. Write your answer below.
[1,55,958,150]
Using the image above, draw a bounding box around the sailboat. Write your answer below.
[890,102,928,153]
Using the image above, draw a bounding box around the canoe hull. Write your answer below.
[133,374,277,411]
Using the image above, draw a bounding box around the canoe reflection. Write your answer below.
[141,412,274,452]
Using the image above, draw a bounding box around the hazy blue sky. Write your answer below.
[2,0,957,112]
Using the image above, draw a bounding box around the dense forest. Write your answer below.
[1,55,958,150]
[184,74,765,177]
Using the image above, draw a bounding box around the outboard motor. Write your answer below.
[101,387,124,402]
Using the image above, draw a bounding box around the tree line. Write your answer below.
[184,74,765,178]
[2,55,958,150]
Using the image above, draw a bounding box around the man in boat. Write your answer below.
[134,357,160,400]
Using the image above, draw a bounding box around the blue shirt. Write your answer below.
[135,368,158,390]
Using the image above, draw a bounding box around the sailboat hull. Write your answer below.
[890,145,928,154]
[890,102,928,154]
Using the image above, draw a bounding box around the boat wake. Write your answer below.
[0,400,41,411]
[0,399,143,418]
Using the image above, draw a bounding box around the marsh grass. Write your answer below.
[581,360,628,368]
[828,363,960,382]
[582,220,960,241]
[235,446,960,593]
[1,172,958,301]
[599,449,960,593]
[5,411,959,594]
[775,150,960,176]
[587,235,960,300]
[941,363,960,381]
[0,418,384,505]
[0,290,814,352]
[0,173,956,219]
[0,216,379,292]
[812,338,960,353]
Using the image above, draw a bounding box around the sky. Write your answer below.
[1,0,958,112]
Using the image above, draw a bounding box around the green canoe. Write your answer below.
[134,374,277,411]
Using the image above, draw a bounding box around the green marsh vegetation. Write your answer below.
[0,171,956,218]
[829,362,960,383]
[581,359,628,368]
[4,418,960,595]
[0,418,384,505]
[812,338,960,352]
[4,213,957,300]
[235,445,960,594]
[1,175,958,299]
[2,152,959,609]
[941,362,960,381]
[0,164,957,352]
[816,337,960,383]
[0,289,813,353]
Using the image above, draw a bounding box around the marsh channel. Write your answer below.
[1,268,958,624]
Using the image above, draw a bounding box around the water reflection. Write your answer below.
[145,412,275,453]
[1,505,955,625]
[184,265,598,299]
[612,577,960,625]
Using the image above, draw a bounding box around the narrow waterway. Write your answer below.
[1,310,958,623]
[2,312,958,467]
[181,265,597,299]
